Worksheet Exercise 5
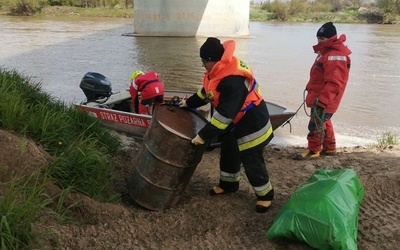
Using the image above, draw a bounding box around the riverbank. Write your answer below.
[2,128,400,249]
[1,67,399,249]
[2,5,397,24]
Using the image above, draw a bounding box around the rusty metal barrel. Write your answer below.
[127,105,208,210]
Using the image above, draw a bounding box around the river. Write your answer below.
[1,16,399,147]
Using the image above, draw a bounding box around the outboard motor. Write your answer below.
[80,72,112,102]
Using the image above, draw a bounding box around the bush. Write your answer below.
[262,0,289,20]
[4,0,48,15]
[289,0,308,15]
[308,0,333,12]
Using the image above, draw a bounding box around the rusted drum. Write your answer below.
[127,105,208,210]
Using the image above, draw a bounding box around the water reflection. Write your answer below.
[0,16,399,146]
[132,36,205,90]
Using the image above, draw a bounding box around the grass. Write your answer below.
[0,67,124,248]
[0,68,122,197]
[0,164,51,249]
[38,6,133,18]
[376,131,399,147]
[0,5,386,24]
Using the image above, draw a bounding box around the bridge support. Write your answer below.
[133,0,250,37]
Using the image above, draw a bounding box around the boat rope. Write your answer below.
[280,100,304,133]
[311,98,326,143]
[301,89,326,142]
[282,89,325,143]
[280,88,310,132]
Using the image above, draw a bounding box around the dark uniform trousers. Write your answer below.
[218,131,273,201]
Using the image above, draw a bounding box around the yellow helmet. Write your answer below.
[130,70,144,80]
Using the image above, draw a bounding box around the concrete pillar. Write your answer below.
[133,0,250,37]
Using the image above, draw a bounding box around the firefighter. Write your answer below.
[295,22,352,160]
[179,37,274,213]
[129,70,165,115]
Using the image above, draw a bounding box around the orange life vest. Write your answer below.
[202,40,263,123]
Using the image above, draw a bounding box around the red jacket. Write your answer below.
[305,34,352,113]
[129,71,164,103]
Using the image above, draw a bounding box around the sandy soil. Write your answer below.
[1,129,399,249]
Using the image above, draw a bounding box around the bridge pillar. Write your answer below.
[133,0,250,37]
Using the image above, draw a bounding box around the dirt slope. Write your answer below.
[1,129,399,249]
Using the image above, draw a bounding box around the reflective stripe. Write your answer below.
[328,55,347,61]
[253,181,273,196]
[244,79,251,89]
[210,111,232,130]
[131,81,139,90]
[237,121,273,151]
[244,79,259,92]
[210,117,229,130]
[220,171,241,182]
[197,89,206,100]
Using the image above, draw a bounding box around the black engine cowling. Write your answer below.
[80,72,112,102]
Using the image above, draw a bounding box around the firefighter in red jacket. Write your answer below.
[179,37,274,213]
[129,70,165,115]
[296,22,352,160]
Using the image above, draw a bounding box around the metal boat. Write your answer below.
[75,72,296,143]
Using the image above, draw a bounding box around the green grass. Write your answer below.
[0,165,51,250]
[376,131,399,147]
[3,4,398,24]
[0,67,124,248]
[38,6,133,18]
[0,68,122,198]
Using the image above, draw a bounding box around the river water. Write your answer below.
[1,16,399,147]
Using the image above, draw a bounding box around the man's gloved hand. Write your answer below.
[313,104,325,120]
[313,99,326,116]
[191,135,205,145]
[179,99,187,108]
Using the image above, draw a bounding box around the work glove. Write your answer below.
[315,105,324,115]
[313,99,326,116]
[179,99,187,108]
[191,134,205,145]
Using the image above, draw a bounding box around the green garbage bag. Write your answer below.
[266,169,364,250]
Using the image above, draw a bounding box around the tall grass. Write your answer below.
[0,166,51,250]
[0,68,122,202]
[0,67,124,248]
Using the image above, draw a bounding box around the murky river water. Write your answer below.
[1,16,399,146]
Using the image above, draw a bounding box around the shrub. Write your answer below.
[3,0,48,15]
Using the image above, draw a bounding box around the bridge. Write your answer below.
[133,0,250,37]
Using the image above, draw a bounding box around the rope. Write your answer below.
[311,98,326,143]
[282,89,325,143]
[280,100,304,133]
[280,89,308,132]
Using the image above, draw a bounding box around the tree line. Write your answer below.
[1,0,399,24]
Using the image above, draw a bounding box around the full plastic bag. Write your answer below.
[266,169,364,250]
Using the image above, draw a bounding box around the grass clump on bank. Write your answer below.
[0,67,123,248]
[0,67,121,198]
[0,167,52,249]
[376,131,399,147]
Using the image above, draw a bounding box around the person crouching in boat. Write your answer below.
[129,70,165,115]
